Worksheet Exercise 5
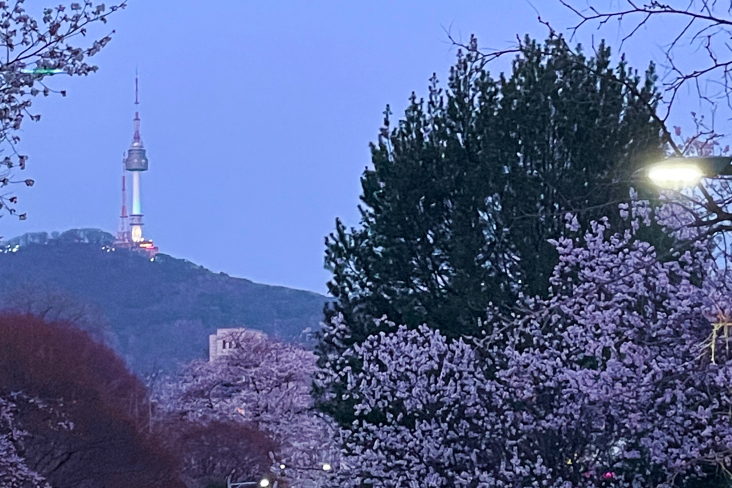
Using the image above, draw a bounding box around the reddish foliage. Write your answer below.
[162,418,278,485]
[0,313,184,488]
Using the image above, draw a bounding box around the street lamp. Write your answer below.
[645,155,732,242]
[647,156,732,188]
[225,476,273,488]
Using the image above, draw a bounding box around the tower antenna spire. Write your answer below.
[132,70,141,143]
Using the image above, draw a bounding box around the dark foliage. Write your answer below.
[160,419,278,487]
[0,313,184,488]
[317,36,668,426]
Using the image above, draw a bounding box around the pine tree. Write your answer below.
[316,36,666,426]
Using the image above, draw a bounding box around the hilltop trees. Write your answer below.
[318,35,666,426]
[0,281,119,346]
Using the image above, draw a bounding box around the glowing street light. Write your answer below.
[225,476,272,488]
[646,156,732,188]
[322,462,332,471]
[647,161,704,187]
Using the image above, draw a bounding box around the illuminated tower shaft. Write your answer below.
[131,171,141,215]
[130,171,142,241]
[124,75,148,243]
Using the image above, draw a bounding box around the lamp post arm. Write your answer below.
[696,181,732,224]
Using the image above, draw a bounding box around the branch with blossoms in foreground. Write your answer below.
[0,0,125,223]
[0,395,48,488]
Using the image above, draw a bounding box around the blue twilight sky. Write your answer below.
[0,1,704,294]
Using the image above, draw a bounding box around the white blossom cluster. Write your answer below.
[327,199,732,487]
[160,332,339,487]
[0,396,47,488]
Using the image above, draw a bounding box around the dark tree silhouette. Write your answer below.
[448,2,732,243]
[317,36,668,427]
[160,419,278,487]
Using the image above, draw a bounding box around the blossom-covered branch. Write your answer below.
[0,0,125,221]
[160,331,339,487]
[328,198,732,487]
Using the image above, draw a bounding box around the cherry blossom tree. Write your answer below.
[327,198,732,487]
[160,331,339,487]
[324,323,491,487]
[0,396,46,488]
[0,0,125,221]
[480,201,732,488]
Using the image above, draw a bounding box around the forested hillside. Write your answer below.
[0,229,327,373]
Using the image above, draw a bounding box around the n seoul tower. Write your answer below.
[115,73,157,257]
[125,73,148,243]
